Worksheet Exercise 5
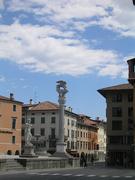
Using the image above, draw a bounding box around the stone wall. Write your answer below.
[16,158,80,170]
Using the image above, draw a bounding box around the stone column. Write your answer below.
[53,80,71,158]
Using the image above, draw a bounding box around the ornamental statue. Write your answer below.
[25,119,32,146]
[56,80,68,104]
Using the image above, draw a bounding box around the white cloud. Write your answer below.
[1,0,134,77]
[0,0,4,9]
[7,0,135,36]
[0,22,123,76]
[98,64,127,78]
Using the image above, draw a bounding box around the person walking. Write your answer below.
[83,155,87,168]
[91,154,94,165]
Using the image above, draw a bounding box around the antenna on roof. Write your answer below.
[33,88,38,103]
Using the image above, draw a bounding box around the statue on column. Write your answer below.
[56,80,68,103]
[25,119,32,146]
[20,119,37,157]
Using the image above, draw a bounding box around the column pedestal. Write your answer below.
[53,142,72,158]
[20,144,38,158]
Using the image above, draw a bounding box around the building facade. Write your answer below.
[22,101,100,158]
[98,83,134,166]
[77,115,98,159]
[22,101,79,155]
[95,118,106,161]
[0,93,22,155]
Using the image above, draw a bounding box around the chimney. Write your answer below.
[10,93,14,100]
[96,117,100,121]
[30,99,33,104]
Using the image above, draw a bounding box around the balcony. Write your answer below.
[49,135,56,140]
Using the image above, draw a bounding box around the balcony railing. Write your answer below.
[49,135,56,140]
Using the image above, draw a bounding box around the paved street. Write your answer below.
[1,166,135,180]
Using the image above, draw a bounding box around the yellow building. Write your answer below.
[0,93,22,155]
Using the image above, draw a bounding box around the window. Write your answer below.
[133,64,135,72]
[112,107,122,117]
[42,112,45,115]
[77,131,79,137]
[80,141,82,149]
[71,141,74,149]
[112,94,122,102]
[52,112,55,115]
[68,119,70,125]
[112,121,122,130]
[128,107,133,117]
[75,131,77,138]
[128,94,133,102]
[21,129,24,136]
[127,136,133,144]
[40,128,45,136]
[68,129,70,137]
[12,118,16,129]
[128,119,133,130]
[71,130,74,138]
[31,117,35,124]
[49,141,56,148]
[51,117,56,124]
[41,117,45,124]
[71,120,74,126]
[77,141,79,149]
[31,128,34,136]
[81,131,82,137]
[22,118,25,124]
[43,141,46,147]
[12,136,16,144]
[51,128,55,138]
[31,113,35,115]
[13,105,16,111]
[83,142,85,149]
[109,136,123,144]
[67,141,70,149]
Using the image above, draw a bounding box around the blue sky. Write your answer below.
[0,0,135,119]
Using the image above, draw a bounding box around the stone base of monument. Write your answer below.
[52,142,73,159]
[35,148,51,157]
[20,144,38,158]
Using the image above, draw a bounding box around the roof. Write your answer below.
[23,101,59,111]
[98,83,133,97]
[0,95,22,104]
[78,114,98,129]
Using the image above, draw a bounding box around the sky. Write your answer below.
[0,0,135,120]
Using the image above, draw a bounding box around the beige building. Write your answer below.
[98,83,133,166]
[22,101,100,158]
[22,101,78,155]
[77,115,98,159]
[0,93,22,155]
[64,107,78,156]
[95,118,106,161]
